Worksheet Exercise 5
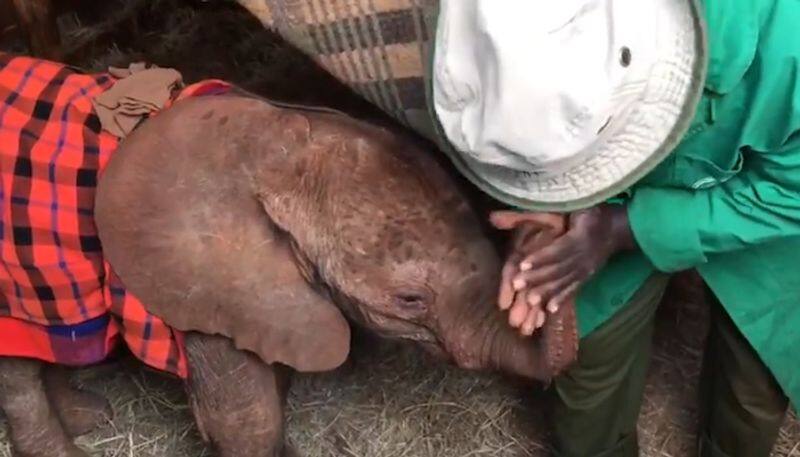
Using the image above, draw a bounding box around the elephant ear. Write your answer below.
[95,96,350,373]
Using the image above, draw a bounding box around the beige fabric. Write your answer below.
[93,63,183,138]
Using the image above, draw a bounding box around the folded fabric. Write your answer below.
[107,61,148,78]
[93,64,183,138]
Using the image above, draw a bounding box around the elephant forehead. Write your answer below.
[300,131,486,276]
[317,138,476,235]
[331,199,467,264]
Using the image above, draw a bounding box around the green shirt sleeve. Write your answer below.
[627,141,800,272]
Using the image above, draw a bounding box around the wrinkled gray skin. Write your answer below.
[0,94,545,457]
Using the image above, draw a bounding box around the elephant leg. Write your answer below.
[43,366,112,437]
[0,358,88,457]
[184,332,294,457]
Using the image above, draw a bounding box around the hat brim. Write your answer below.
[427,0,708,212]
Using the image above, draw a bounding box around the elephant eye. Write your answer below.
[392,289,432,315]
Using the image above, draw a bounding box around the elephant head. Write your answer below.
[95,94,567,380]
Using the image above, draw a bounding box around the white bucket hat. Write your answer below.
[431,0,708,211]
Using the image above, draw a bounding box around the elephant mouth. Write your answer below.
[329,288,446,353]
[378,324,455,364]
[361,310,442,346]
[418,341,451,362]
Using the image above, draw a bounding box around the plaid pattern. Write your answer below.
[240,0,439,139]
[0,53,209,378]
[0,313,117,367]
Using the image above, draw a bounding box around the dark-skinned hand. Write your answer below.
[490,211,566,336]
[491,205,636,336]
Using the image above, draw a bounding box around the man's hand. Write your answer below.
[491,205,636,336]
[490,211,566,335]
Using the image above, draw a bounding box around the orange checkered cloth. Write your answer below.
[0,53,231,378]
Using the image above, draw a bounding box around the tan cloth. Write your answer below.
[93,63,183,138]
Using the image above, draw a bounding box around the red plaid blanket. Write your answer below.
[0,53,229,378]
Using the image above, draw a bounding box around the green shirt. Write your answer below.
[578,0,800,407]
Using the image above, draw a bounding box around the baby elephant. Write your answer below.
[96,95,573,456]
[0,58,575,456]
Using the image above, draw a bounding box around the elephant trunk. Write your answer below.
[442,281,549,382]
[483,311,550,381]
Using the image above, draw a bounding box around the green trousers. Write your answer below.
[552,275,790,457]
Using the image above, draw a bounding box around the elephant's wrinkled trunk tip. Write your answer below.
[489,325,552,383]
[443,300,549,383]
[478,306,551,383]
